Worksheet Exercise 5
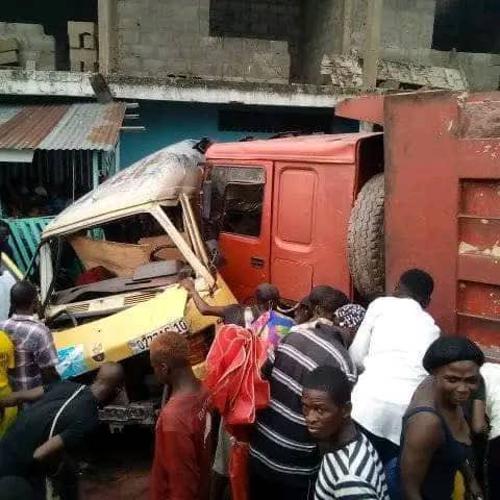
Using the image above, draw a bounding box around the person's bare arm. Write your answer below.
[33,434,65,463]
[400,411,443,500]
[471,376,488,435]
[471,399,488,435]
[180,278,230,318]
[348,303,376,370]
[0,386,45,408]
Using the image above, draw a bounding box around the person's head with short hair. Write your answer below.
[10,280,38,315]
[333,304,366,346]
[150,331,191,386]
[312,289,349,322]
[255,283,280,311]
[294,295,313,324]
[302,366,352,442]
[223,304,246,327]
[423,336,484,408]
[295,286,349,324]
[309,285,336,306]
[90,362,125,404]
[395,268,434,308]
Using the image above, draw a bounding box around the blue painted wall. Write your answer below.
[119,100,358,168]
[120,101,264,168]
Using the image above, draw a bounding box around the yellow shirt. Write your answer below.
[0,330,14,389]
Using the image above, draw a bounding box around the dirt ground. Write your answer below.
[78,426,153,500]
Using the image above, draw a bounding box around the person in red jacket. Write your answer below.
[150,331,213,500]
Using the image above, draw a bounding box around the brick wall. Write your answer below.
[116,0,291,83]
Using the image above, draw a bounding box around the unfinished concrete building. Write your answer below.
[0,0,498,166]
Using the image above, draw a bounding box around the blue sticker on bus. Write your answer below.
[57,345,88,379]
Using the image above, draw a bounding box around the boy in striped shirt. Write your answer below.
[302,366,389,500]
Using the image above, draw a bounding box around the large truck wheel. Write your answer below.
[347,173,385,299]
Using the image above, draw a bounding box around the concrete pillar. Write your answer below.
[341,0,354,54]
[98,0,117,75]
[362,0,384,90]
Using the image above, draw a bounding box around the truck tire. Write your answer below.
[347,173,385,299]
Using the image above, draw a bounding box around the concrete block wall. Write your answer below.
[209,0,300,79]
[116,0,291,83]
[0,22,55,70]
[300,0,436,84]
[345,0,437,59]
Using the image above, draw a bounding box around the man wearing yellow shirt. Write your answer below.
[0,330,16,437]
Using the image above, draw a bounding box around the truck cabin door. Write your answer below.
[206,164,272,303]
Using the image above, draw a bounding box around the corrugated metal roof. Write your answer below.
[0,105,69,150]
[0,102,126,152]
[0,106,25,126]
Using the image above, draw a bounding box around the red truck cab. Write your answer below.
[205,91,500,360]
[205,133,383,303]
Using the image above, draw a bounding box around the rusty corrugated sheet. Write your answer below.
[0,105,69,149]
[39,102,126,151]
[0,106,24,126]
[0,102,126,152]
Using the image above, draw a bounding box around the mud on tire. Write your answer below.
[347,173,385,299]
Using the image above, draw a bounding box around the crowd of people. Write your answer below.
[0,269,498,500]
[175,271,499,500]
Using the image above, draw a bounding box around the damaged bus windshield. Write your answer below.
[47,206,188,307]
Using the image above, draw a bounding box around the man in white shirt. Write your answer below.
[349,269,440,463]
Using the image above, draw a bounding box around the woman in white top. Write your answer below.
[349,269,441,463]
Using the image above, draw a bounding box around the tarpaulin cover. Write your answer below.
[205,325,270,500]
[204,324,270,428]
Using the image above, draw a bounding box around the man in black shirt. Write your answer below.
[0,362,124,496]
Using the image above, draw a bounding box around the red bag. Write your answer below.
[229,440,250,500]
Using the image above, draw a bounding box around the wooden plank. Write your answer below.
[120,126,146,132]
